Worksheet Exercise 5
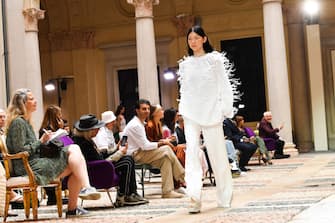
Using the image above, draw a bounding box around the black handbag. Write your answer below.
[40,138,64,158]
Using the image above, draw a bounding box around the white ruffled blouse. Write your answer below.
[178,51,234,126]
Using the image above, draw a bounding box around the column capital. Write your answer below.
[262,0,282,4]
[127,0,159,18]
[22,8,45,32]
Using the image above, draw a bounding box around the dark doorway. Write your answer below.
[118,69,139,123]
[221,37,266,122]
[117,67,161,123]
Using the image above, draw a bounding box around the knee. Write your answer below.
[68,144,81,153]
[68,144,84,159]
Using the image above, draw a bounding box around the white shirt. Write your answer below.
[178,51,234,126]
[93,126,116,151]
[123,116,158,156]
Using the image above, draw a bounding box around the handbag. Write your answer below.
[40,138,64,158]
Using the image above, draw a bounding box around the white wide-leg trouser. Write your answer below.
[184,117,233,207]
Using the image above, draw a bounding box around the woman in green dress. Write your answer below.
[5,88,100,217]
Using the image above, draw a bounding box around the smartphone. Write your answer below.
[120,135,128,146]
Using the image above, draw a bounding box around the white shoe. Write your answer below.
[78,187,101,200]
[175,187,186,195]
[188,198,201,214]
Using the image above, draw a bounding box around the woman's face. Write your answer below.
[154,107,164,120]
[25,92,37,113]
[187,31,206,54]
[90,128,99,138]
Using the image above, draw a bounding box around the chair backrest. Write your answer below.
[0,136,13,178]
[87,160,119,189]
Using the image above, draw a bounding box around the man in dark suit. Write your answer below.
[223,118,257,172]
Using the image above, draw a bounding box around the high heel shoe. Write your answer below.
[261,157,268,165]
[262,157,273,165]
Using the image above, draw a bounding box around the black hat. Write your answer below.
[74,114,105,131]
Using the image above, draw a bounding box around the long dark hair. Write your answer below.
[115,104,125,116]
[40,105,63,132]
[162,108,177,134]
[186,26,214,56]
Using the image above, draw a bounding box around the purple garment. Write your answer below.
[244,127,256,137]
[59,135,74,146]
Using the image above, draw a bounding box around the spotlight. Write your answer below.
[303,0,320,17]
[45,81,55,91]
[163,71,175,80]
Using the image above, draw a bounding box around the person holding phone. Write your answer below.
[75,112,147,207]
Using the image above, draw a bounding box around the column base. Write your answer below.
[284,142,299,157]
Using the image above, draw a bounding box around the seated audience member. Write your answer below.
[123,99,185,198]
[223,118,257,172]
[0,111,20,217]
[175,114,186,144]
[258,111,290,159]
[235,115,272,165]
[39,105,69,205]
[5,88,100,218]
[113,104,126,143]
[161,108,186,167]
[73,113,147,206]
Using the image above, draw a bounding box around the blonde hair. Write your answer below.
[149,104,163,137]
[5,88,32,133]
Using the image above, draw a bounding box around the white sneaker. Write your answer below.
[188,198,201,214]
[175,187,186,195]
[78,187,101,200]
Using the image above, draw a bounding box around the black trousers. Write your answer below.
[274,139,285,155]
[113,155,137,196]
[235,142,257,168]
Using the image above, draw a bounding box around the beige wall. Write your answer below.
[38,0,335,151]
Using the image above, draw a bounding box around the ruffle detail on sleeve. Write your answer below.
[210,51,242,104]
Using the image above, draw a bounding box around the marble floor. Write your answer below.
[2,151,335,223]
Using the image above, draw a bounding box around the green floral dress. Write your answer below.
[6,117,68,185]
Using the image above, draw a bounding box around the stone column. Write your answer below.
[262,0,294,147]
[127,0,160,104]
[305,24,328,151]
[22,0,45,130]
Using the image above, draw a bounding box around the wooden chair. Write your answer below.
[0,138,62,221]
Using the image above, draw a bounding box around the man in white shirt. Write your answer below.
[123,99,185,199]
